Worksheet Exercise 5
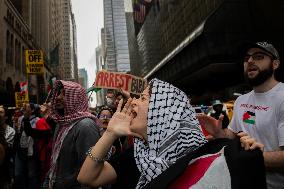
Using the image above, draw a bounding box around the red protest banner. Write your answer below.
[94,71,147,94]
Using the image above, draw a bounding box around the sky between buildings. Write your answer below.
[71,0,104,88]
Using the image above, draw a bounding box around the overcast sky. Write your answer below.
[71,0,104,88]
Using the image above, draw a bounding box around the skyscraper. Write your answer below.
[71,13,79,82]
[95,45,105,106]
[78,68,88,89]
[103,0,130,72]
[50,0,78,81]
[125,0,141,76]
[31,0,50,55]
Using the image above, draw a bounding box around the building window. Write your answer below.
[11,34,14,66]
[5,30,15,66]
[6,30,10,65]
[15,39,18,70]
[15,39,21,71]
[22,46,26,75]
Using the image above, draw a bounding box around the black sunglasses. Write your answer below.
[244,52,274,62]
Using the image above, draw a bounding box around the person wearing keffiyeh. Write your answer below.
[46,80,100,189]
[78,78,207,189]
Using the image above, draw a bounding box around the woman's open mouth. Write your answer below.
[102,120,109,125]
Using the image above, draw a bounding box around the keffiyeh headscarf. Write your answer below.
[134,79,207,188]
[49,80,96,187]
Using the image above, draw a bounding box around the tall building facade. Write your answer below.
[95,45,105,106]
[101,28,106,66]
[130,0,284,103]
[30,0,51,103]
[50,0,78,81]
[71,13,79,82]
[78,68,88,89]
[125,1,141,76]
[31,0,50,55]
[103,0,130,72]
[0,0,53,106]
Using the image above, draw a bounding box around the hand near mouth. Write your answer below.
[107,98,143,139]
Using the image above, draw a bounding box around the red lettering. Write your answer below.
[103,72,109,86]
[95,72,104,86]
[115,74,120,88]
[109,73,115,87]
[119,74,125,90]
[95,71,146,93]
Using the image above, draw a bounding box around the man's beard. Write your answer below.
[244,63,274,87]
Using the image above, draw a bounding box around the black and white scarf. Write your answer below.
[134,79,207,189]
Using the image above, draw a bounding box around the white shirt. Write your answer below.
[229,82,284,189]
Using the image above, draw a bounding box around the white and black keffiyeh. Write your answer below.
[134,78,207,189]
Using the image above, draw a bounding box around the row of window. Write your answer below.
[6,9,29,42]
[6,30,26,75]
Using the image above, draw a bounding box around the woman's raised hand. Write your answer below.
[107,98,142,139]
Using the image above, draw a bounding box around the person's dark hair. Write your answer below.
[148,83,153,96]
[115,92,124,98]
[0,124,7,148]
[0,106,10,125]
[142,81,153,98]
[97,105,114,118]
[0,106,7,114]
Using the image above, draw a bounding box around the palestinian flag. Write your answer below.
[47,77,56,92]
[169,149,231,189]
[145,139,267,189]
[86,86,101,94]
[243,111,256,124]
[20,81,28,95]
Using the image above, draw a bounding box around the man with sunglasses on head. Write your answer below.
[198,42,284,188]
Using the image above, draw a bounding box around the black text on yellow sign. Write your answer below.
[26,63,44,74]
[25,50,44,74]
[15,92,29,108]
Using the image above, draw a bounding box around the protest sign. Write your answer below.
[15,92,29,108]
[25,50,44,74]
[94,71,147,94]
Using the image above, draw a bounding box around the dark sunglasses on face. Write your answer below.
[244,52,273,62]
[98,114,112,119]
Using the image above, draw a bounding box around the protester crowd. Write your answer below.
[0,41,283,189]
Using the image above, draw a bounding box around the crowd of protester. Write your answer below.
[0,41,283,189]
